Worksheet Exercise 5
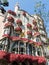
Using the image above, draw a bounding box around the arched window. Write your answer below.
[11,41,18,54]
[37,48,42,56]
[26,43,29,55]
[26,44,32,55]
[29,44,32,55]
[4,28,10,35]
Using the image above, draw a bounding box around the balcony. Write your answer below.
[22,11,26,17]
[15,27,22,34]
[33,32,40,37]
[33,20,37,26]
[7,16,14,23]
[0,42,46,64]
[8,10,16,16]
[27,23,32,29]
[27,31,32,38]
[33,26,38,31]
[4,22,13,28]
[16,19,22,26]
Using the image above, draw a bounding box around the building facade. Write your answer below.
[0,4,47,65]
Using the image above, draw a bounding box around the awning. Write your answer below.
[8,10,16,16]
[7,16,14,22]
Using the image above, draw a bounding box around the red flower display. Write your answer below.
[28,40,34,44]
[21,38,28,43]
[27,23,32,28]
[37,56,46,64]
[33,26,38,31]
[11,36,21,41]
[0,50,46,64]
[0,51,7,59]
[27,31,32,35]
[33,20,37,25]
[22,12,26,16]
[7,16,14,22]
[9,53,20,62]
[8,10,16,16]
[37,42,42,46]
[2,34,9,38]
[4,22,13,28]
[15,27,22,32]
[34,32,40,37]
[16,19,22,25]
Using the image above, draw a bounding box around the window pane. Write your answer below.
[36,38,39,42]
[19,47,25,54]
[12,48,16,53]
[26,44,29,55]
[16,33,20,36]
[16,48,18,53]
[32,46,36,56]
[4,28,10,34]
[26,44,32,55]
[29,44,32,55]
[19,42,24,47]
[0,45,2,50]
[37,48,41,56]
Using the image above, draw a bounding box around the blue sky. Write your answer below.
[4,0,49,37]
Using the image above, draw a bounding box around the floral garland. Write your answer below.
[0,50,46,64]
[8,10,16,16]
[7,16,14,23]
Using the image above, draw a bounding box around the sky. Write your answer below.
[3,0,49,37]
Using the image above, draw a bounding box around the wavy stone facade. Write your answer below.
[0,4,47,65]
